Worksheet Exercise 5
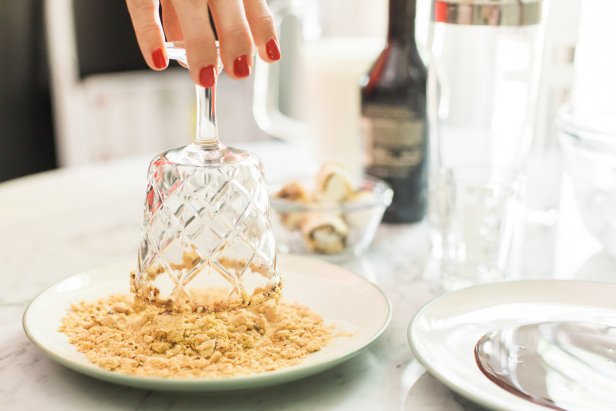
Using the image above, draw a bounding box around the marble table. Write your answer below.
[0,140,610,411]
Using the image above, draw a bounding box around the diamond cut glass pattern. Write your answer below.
[136,150,281,311]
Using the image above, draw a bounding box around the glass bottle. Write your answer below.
[360,0,428,223]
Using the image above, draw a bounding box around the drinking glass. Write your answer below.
[133,43,281,312]
[430,166,523,291]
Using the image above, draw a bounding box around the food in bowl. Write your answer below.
[270,164,393,258]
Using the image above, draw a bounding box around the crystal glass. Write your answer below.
[132,43,281,312]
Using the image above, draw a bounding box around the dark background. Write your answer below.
[0,1,147,182]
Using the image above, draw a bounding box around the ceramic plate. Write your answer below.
[408,280,616,411]
[23,255,391,391]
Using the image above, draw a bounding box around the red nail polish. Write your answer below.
[233,55,250,78]
[152,48,166,69]
[266,38,281,61]
[199,65,216,88]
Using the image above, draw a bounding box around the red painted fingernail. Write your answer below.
[152,48,166,69]
[266,38,281,61]
[199,65,216,88]
[233,55,250,78]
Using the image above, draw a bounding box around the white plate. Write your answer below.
[23,255,391,391]
[408,280,616,411]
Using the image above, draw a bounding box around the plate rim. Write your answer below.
[407,279,616,411]
[23,255,392,391]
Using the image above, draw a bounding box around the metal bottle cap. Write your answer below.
[433,0,542,26]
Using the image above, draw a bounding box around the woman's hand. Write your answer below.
[126,0,281,88]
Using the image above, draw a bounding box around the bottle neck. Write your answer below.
[194,84,220,149]
[387,0,417,44]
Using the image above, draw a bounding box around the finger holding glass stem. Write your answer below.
[125,0,281,88]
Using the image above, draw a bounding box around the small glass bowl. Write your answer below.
[269,176,393,260]
[558,105,616,257]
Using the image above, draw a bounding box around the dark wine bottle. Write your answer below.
[360,0,427,223]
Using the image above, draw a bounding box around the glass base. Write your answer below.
[165,143,257,167]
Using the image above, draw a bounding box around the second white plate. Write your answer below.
[23,255,391,391]
[408,280,616,411]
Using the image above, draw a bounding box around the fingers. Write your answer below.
[243,0,281,62]
[161,0,183,41]
[161,0,189,68]
[170,0,218,87]
[126,0,168,70]
[128,0,280,82]
[208,0,254,79]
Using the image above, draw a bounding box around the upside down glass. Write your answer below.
[133,43,281,312]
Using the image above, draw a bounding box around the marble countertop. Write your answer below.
[0,140,610,411]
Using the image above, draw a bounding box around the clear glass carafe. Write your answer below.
[132,43,281,312]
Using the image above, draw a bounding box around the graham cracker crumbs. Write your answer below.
[59,293,333,378]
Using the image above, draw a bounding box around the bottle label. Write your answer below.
[361,104,425,179]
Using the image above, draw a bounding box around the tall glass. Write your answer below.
[428,0,544,288]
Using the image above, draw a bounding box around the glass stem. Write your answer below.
[194,84,220,148]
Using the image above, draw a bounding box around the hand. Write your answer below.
[126,0,281,88]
